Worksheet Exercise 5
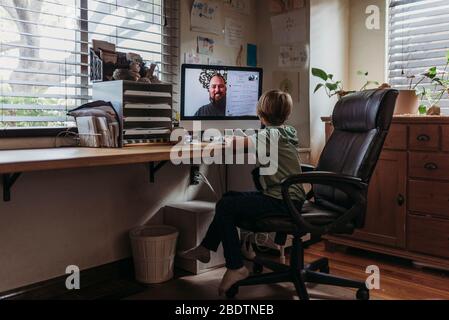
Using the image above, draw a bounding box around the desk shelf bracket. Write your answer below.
[2,172,22,202]
[149,161,168,183]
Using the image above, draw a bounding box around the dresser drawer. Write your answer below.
[409,180,449,218]
[409,125,440,151]
[410,152,449,181]
[408,214,449,259]
[443,126,449,152]
[384,124,407,150]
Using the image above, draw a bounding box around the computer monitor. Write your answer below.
[180,64,263,131]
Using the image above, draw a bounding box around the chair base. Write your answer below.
[228,236,369,300]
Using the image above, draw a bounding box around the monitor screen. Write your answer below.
[181,64,263,120]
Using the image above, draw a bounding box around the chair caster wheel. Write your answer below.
[253,263,263,274]
[226,286,239,299]
[356,288,370,300]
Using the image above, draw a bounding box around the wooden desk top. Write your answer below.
[0,143,225,174]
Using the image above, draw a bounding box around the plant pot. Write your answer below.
[394,90,419,115]
[427,105,441,116]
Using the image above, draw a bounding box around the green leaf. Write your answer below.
[426,67,437,79]
[419,104,427,115]
[312,68,328,81]
[432,78,443,86]
[446,50,449,62]
[313,83,324,93]
[357,70,369,76]
[326,82,338,91]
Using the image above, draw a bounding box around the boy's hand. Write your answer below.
[224,136,234,148]
[224,136,250,153]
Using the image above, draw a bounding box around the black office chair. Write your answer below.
[229,89,398,300]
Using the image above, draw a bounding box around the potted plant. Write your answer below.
[400,50,449,115]
[357,70,380,91]
[398,70,430,115]
[394,88,419,115]
[312,68,348,99]
[312,68,379,99]
[415,52,449,115]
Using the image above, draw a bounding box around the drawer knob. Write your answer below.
[417,134,431,142]
[397,194,405,207]
[424,163,438,171]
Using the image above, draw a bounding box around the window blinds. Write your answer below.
[0,0,179,129]
[389,0,449,109]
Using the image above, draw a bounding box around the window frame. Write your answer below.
[387,0,449,110]
[0,0,176,138]
[0,127,78,138]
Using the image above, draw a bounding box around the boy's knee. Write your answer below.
[223,191,239,198]
[215,197,234,216]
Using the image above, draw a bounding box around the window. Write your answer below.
[388,0,449,110]
[0,0,179,132]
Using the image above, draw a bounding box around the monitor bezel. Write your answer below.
[180,64,263,121]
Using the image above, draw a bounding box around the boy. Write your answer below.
[179,90,306,296]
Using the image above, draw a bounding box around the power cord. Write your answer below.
[196,171,220,201]
[55,129,79,148]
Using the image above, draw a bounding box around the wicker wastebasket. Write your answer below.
[129,225,179,284]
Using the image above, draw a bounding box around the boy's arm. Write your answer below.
[225,136,255,154]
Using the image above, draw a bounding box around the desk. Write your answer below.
[0,143,225,202]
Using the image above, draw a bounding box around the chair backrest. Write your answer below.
[313,89,398,214]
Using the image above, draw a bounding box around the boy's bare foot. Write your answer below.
[218,267,250,296]
[178,245,211,264]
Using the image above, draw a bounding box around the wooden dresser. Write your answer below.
[323,116,449,270]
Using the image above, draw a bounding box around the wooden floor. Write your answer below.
[128,242,449,300]
[305,242,449,300]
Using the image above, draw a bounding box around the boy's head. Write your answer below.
[257,90,293,126]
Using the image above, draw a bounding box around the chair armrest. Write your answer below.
[281,172,368,235]
[283,171,366,189]
[300,165,316,200]
[301,164,316,173]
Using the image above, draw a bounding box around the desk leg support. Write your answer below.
[149,161,168,183]
[3,173,22,202]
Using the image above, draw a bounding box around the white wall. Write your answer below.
[309,0,350,164]
[256,0,311,148]
[0,161,226,292]
[348,0,387,91]
[179,0,257,70]
[309,0,387,164]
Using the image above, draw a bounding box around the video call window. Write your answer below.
[181,65,263,120]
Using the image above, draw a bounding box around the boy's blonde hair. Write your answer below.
[256,90,293,126]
